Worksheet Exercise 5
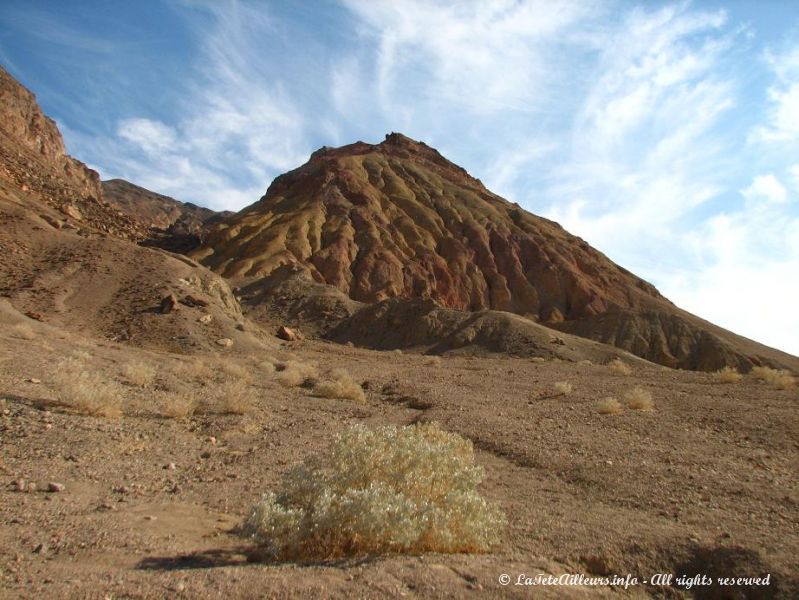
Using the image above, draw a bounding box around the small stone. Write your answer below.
[47,482,65,493]
[164,462,176,470]
[180,294,208,308]
[276,326,298,341]
[25,378,41,384]
[160,293,180,314]
[45,423,52,430]
[115,485,131,494]
[208,436,217,445]
[24,311,43,321]
[605,460,613,466]
[32,543,46,554]
[98,501,115,511]
[12,478,26,492]
[198,314,212,324]
[215,338,233,348]
[26,482,37,493]
[144,515,157,521]
[235,323,245,331]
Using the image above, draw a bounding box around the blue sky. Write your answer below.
[1,0,798,355]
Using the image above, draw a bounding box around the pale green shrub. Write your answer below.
[241,423,505,560]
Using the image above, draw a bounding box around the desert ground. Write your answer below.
[1,299,797,599]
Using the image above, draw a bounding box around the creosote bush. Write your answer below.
[314,369,365,402]
[53,358,122,418]
[597,397,623,415]
[608,358,632,376]
[715,366,743,384]
[219,380,257,414]
[241,422,506,561]
[160,393,196,419]
[424,355,442,367]
[625,387,654,411]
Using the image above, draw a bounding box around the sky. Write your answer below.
[1,0,798,356]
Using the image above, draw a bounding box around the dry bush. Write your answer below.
[750,366,795,390]
[393,349,403,355]
[160,393,196,419]
[219,380,257,414]
[597,397,623,415]
[215,359,253,383]
[174,359,214,383]
[553,381,572,396]
[625,387,654,411]
[314,369,365,402]
[9,323,36,340]
[276,360,318,388]
[608,358,632,376]
[52,358,122,418]
[715,366,743,384]
[241,422,505,561]
[258,361,276,373]
[424,356,442,367]
[121,360,156,387]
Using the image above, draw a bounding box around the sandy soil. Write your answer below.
[1,308,797,599]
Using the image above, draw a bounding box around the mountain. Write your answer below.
[0,65,256,353]
[192,133,799,372]
[0,66,146,240]
[102,178,231,252]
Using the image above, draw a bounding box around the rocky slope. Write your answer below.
[0,66,147,240]
[193,133,799,372]
[102,179,230,252]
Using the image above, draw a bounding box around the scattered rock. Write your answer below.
[47,482,65,493]
[198,314,213,324]
[180,294,209,308]
[235,323,245,331]
[32,543,46,554]
[160,293,180,314]
[550,336,566,345]
[61,203,82,221]
[164,462,176,470]
[24,311,43,321]
[277,326,299,341]
[11,478,26,492]
[25,378,41,384]
[215,338,233,348]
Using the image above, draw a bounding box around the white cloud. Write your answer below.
[117,118,178,155]
[741,173,787,205]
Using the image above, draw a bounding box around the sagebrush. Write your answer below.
[625,387,654,411]
[750,366,795,390]
[598,397,623,415]
[241,422,505,560]
[608,358,632,376]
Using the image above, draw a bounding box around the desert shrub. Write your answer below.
[121,360,156,387]
[160,393,196,419]
[750,366,795,390]
[608,358,632,376]
[53,358,122,418]
[276,360,318,388]
[625,387,654,411]
[216,359,252,383]
[174,359,214,383]
[597,397,623,415]
[553,381,572,396]
[715,366,743,384]
[393,349,403,355]
[314,369,365,402]
[217,380,257,414]
[9,323,36,340]
[241,423,505,560]
[424,356,442,367]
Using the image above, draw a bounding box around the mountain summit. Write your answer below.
[192,133,797,372]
